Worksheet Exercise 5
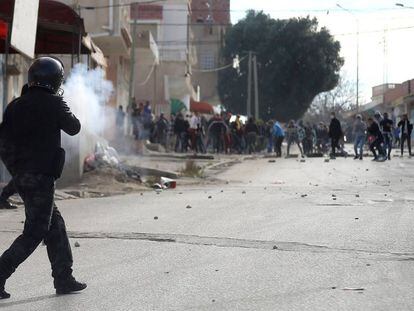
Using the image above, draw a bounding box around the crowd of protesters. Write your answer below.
[115,101,413,160]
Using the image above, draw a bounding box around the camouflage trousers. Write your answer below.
[0,174,73,282]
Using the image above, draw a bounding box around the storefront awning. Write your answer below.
[190,99,214,114]
[0,0,104,64]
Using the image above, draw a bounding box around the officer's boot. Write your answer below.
[0,279,10,299]
[55,276,87,295]
[0,197,17,210]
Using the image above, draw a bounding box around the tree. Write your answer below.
[305,74,356,124]
[218,11,344,121]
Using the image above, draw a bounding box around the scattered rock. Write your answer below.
[154,216,159,220]
[220,190,224,193]
[355,194,360,198]
[208,196,212,199]
[366,264,371,267]
[273,245,278,250]
[140,193,143,196]
[342,287,365,291]
[332,194,337,197]
[333,198,337,201]
[164,271,170,274]
[74,242,80,248]
[301,194,308,198]
[331,287,337,290]
[242,191,246,194]
[324,159,330,163]
[215,269,219,272]
[355,218,359,220]
[212,299,216,303]
[268,160,276,163]
[186,205,192,209]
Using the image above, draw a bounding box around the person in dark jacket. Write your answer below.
[0,57,86,299]
[380,112,394,160]
[367,117,385,161]
[397,114,412,156]
[173,113,188,152]
[208,114,228,153]
[245,117,259,154]
[0,84,29,210]
[328,112,343,159]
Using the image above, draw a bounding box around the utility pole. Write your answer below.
[253,54,259,119]
[337,4,359,112]
[356,19,360,112]
[128,19,138,110]
[247,51,252,117]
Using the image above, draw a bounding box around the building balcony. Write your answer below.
[91,26,132,57]
[136,30,159,65]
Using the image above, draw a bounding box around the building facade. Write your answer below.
[190,0,230,106]
[131,0,196,116]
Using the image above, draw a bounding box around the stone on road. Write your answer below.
[0,157,413,310]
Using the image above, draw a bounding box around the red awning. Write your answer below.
[190,99,214,114]
[0,0,90,55]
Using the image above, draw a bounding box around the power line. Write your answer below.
[79,2,402,14]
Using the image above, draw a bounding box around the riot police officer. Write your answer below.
[0,57,86,299]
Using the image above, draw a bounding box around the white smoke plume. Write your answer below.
[63,64,113,136]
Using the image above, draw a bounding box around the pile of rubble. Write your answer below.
[84,142,142,183]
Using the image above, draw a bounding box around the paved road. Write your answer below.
[0,156,413,310]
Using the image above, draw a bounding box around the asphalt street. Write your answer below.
[0,155,413,310]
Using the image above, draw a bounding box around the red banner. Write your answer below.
[0,20,8,39]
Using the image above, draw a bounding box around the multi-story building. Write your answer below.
[131,0,196,115]
[60,0,133,114]
[190,0,230,106]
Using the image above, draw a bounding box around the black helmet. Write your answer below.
[28,57,64,94]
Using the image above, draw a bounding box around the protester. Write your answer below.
[398,113,412,157]
[265,120,274,153]
[273,121,285,157]
[328,112,343,159]
[352,114,366,160]
[154,113,169,149]
[367,117,385,161]
[245,117,259,154]
[115,105,125,135]
[315,122,329,154]
[173,113,188,153]
[285,120,304,157]
[208,114,228,153]
[380,112,394,160]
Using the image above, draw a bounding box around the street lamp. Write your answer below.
[336,3,360,112]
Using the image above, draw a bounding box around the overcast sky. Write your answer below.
[230,0,414,103]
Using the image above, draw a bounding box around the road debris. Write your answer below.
[342,287,365,291]
[74,242,80,248]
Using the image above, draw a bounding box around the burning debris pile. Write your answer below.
[84,142,142,183]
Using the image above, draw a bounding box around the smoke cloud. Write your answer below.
[63,63,114,136]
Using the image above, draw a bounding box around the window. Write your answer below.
[200,53,216,70]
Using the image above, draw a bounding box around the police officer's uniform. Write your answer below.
[0,57,86,299]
